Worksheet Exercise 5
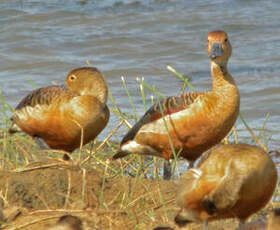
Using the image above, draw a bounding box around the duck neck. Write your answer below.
[210,61,236,92]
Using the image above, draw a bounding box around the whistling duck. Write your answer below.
[236,208,280,230]
[113,31,240,168]
[9,67,109,154]
[46,215,83,230]
[175,144,278,230]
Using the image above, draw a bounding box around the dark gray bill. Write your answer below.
[209,42,222,59]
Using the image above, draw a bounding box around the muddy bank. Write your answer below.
[0,163,275,230]
[0,163,178,229]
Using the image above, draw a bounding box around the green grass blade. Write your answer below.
[166,65,195,92]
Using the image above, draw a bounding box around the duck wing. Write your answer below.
[15,85,74,110]
[121,92,201,145]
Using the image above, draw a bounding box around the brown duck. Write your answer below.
[114,31,240,166]
[9,67,109,154]
[175,144,277,230]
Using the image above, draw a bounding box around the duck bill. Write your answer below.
[209,42,222,59]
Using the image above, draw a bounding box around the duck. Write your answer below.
[113,30,240,178]
[9,67,110,156]
[174,144,278,230]
[236,208,280,230]
[45,215,83,230]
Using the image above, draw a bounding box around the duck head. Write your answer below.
[174,176,213,227]
[207,30,232,66]
[66,67,108,104]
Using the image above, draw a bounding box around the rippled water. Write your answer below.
[0,0,279,150]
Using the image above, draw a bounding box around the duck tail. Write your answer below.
[112,148,129,160]
[8,122,22,134]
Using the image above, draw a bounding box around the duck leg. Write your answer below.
[238,219,245,228]
[188,161,195,168]
[34,135,50,150]
[163,157,194,180]
[163,160,171,180]
[202,220,208,230]
[34,136,72,161]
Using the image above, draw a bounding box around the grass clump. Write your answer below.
[0,65,278,229]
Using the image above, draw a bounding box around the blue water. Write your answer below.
[0,0,279,151]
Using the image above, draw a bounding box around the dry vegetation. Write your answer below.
[0,67,279,229]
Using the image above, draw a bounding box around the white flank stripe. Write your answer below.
[121,140,161,157]
[189,168,202,179]
[121,141,140,151]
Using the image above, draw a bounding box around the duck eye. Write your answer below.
[224,38,228,42]
[69,75,77,81]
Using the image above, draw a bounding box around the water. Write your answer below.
[0,0,279,151]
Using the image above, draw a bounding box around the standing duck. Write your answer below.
[113,31,240,176]
[9,67,110,156]
[175,144,278,230]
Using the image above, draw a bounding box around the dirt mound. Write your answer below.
[0,162,179,229]
[0,161,275,229]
